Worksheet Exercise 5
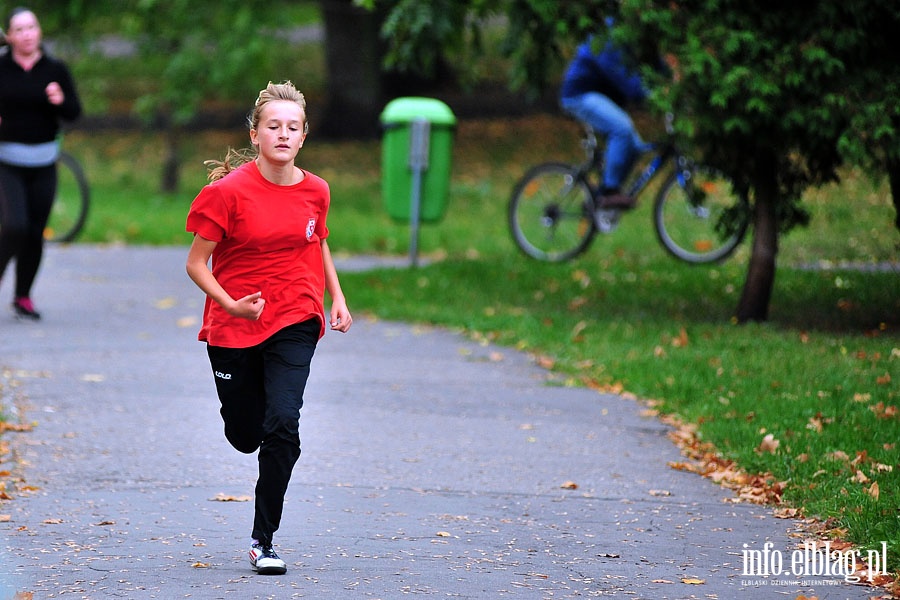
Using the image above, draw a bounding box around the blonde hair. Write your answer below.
[205,81,308,182]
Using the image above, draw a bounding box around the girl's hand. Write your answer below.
[330,302,352,333]
[229,291,266,321]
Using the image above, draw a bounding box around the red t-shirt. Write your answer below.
[185,161,330,347]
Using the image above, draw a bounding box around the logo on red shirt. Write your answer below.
[306,218,316,241]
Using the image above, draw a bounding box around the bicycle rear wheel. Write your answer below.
[654,165,749,263]
[45,152,90,243]
[508,162,595,262]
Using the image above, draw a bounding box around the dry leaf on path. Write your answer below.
[154,297,177,309]
[209,493,251,502]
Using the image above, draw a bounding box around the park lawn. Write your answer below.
[3,115,900,577]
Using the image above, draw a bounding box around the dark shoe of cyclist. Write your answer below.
[598,188,637,210]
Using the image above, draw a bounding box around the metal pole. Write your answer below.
[407,118,430,267]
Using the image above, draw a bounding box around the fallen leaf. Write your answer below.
[560,481,578,490]
[568,296,588,310]
[870,402,899,419]
[826,450,850,462]
[42,518,63,524]
[648,489,672,497]
[535,355,555,369]
[154,297,177,309]
[0,515,11,522]
[570,320,588,342]
[0,422,33,433]
[681,577,705,584]
[865,481,880,501]
[209,493,252,502]
[671,327,689,348]
[435,531,452,537]
[191,562,210,568]
[806,417,824,433]
[176,316,198,328]
[757,433,780,454]
[652,579,674,584]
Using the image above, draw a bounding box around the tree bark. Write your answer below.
[161,123,180,193]
[735,159,780,323]
[318,0,386,138]
[888,158,900,230]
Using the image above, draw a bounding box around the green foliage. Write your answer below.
[27,1,320,126]
[376,0,474,77]
[618,0,898,213]
[361,0,610,94]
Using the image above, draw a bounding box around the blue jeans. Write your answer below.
[561,93,644,191]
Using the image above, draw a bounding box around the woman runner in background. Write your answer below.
[0,7,82,319]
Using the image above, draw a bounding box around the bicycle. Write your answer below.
[508,114,750,263]
[45,149,90,243]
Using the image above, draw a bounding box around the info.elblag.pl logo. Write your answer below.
[742,541,890,583]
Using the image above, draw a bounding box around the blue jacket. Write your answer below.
[560,36,647,107]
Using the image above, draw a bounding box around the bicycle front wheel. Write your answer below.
[46,152,90,243]
[509,162,595,262]
[654,165,749,264]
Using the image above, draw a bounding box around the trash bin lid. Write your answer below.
[380,97,456,126]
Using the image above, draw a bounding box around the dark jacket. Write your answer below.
[0,50,82,144]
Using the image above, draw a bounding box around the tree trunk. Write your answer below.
[318,0,386,138]
[735,161,780,323]
[161,124,180,193]
[888,158,900,230]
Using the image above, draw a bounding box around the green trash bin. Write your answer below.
[380,97,456,223]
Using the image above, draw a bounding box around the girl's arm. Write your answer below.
[321,239,352,332]
[186,234,265,321]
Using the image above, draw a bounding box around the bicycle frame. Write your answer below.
[622,145,676,200]
[577,120,685,206]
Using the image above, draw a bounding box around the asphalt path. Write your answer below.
[0,245,878,599]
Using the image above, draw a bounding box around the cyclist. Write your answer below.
[0,7,82,320]
[560,19,649,210]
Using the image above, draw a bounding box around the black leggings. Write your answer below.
[0,162,57,298]
[206,319,321,546]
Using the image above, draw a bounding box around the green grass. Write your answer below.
[17,114,900,574]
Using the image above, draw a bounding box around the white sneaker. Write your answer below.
[249,542,287,575]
